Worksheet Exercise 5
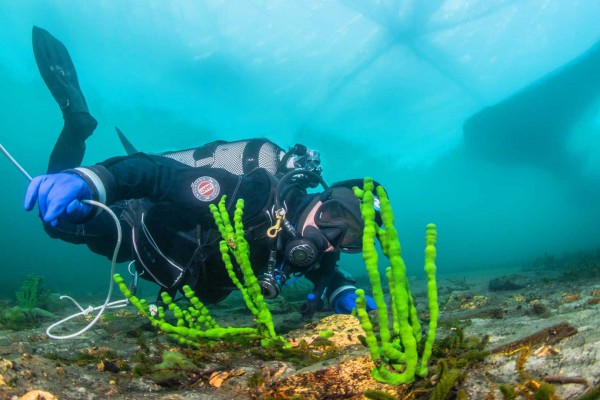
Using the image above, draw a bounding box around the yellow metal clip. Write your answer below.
[267,208,286,238]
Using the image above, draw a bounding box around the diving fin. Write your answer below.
[33,26,98,173]
[32,26,97,126]
[116,127,139,155]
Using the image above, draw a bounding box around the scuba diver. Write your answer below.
[24,26,377,319]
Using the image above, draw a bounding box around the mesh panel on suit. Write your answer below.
[162,140,284,175]
[162,149,196,167]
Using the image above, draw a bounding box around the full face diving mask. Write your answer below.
[283,186,365,270]
[314,189,364,253]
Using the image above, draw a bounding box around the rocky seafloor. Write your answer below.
[0,251,599,400]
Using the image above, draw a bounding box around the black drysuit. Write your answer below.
[44,139,356,316]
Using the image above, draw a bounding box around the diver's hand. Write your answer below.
[333,291,377,314]
[24,173,93,226]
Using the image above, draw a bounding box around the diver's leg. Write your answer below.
[32,26,98,173]
[47,113,97,173]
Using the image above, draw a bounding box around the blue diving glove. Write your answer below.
[24,173,93,227]
[333,290,377,314]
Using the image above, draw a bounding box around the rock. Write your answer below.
[489,277,525,292]
[286,314,364,348]
[18,390,58,400]
[266,355,411,399]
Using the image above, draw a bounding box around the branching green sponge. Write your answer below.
[209,196,288,349]
[114,195,288,349]
[353,178,439,385]
[114,274,259,348]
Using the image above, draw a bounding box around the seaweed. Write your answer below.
[578,383,600,400]
[456,389,468,400]
[148,351,199,387]
[499,383,517,400]
[432,324,490,370]
[430,361,462,400]
[494,347,561,400]
[364,389,400,400]
[248,337,339,368]
[533,383,556,400]
[15,275,45,309]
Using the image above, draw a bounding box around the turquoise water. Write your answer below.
[1,2,600,298]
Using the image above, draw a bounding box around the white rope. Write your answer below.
[45,200,129,340]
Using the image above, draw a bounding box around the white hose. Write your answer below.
[45,200,129,339]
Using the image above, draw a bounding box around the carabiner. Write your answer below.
[267,208,286,238]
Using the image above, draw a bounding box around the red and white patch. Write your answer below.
[191,176,220,202]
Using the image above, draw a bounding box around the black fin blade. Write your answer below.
[32,26,91,114]
[115,127,139,155]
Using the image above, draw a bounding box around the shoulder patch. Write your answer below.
[191,176,220,202]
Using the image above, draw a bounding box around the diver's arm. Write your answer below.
[67,153,190,205]
[68,152,272,219]
[26,152,273,228]
[304,254,376,314]
[301,252,365,317]
[324,266,377,314]
[323,265,359,309]
[23,172,134,261]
